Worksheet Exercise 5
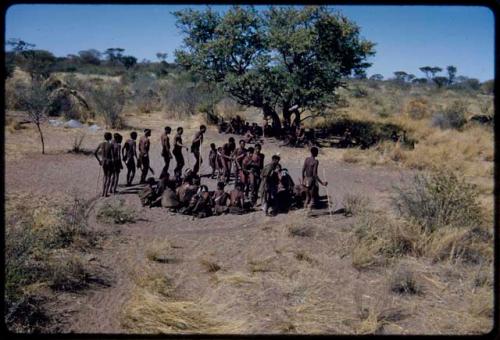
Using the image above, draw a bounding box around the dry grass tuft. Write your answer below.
[389,265,423,295]
[200,259,222,273]
[342,193,370,216]
[96,199,136,224]
[146,239,176,264]
[287,224,314,237]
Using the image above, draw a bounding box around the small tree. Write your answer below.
[429,66,442,78]
[156,52,168,62]
[369,74,384,81]
[419,66,433,80]
[393,71,408,82]
[446,65,457,85]
[17,81,50,154]
[78,49,101,65]
[432,76,448,88]
[120,55,137,69]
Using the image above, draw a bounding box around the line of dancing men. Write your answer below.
[94,125,328,217]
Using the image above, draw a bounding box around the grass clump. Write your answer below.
[389,265,423,295]
[146,239,176,264]
[287,224,314,237]
[5,194,101,332]
[342,193,370,216]
[200,259,221,273]
[395,170,483,232]
[96,199,136,224]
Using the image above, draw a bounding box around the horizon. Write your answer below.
[5,4,495,81]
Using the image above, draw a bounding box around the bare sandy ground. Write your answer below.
[5,114,489,334]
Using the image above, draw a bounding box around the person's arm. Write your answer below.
[94,144,102,165]
[122,144,127,160]
[133,143,137,160]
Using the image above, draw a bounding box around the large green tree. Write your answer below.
[174,6,375,129]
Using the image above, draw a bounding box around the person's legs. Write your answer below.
[113,169,120,193]
[140,157,149,183]
[193,150,200,174]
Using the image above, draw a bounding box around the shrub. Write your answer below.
[96,199,136,224]
[130,73,162,113]
[405,98,429,119]
[5,195,97,332]
[342,193,370,216]
[88,84,125,128]
[431,101,467,129]
[395,171,482,232]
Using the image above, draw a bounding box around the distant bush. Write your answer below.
[130,73,162,113]
[395,171,482,232]
[480,80,494,95]
[5,76,30,110]
[88,84,125,128]
[431,101,467,129]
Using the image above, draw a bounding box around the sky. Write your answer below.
[5,4,495,81]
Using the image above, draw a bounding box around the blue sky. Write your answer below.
[5,4,495,81]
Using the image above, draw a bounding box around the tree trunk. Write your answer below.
[36,122,45,154]
[263,104,282,138]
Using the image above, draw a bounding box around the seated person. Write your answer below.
[213,181,230,215]
[139,177,161,208]
[188,185,213,218]
[229,182,250,214]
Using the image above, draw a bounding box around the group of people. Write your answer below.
[218,115,263,144]
[94,124,328,217]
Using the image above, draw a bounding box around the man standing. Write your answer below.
[110,133,123,194]
[250,143,265,204]
[220,137,236,183]
[232,139,247,184]
[259,154,282,215]
[122,131,138,186]
[160,126,172,174]
[138,129,152,184]
[94,132,114,197]
[191,125,206,176]
[302,146,328,209]
[173,127,188,182]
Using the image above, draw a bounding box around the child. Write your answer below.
[209,143,218,179]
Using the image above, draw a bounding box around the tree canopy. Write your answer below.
[174,5,375,128]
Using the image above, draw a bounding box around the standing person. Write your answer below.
[221,137,236,183]
[173,127,188,182]
[191,125,206,175]
[122,131,138,186]
[250,143,265,204]
[240,147,256,198]
[259,155,282,215]
[138,129,152,184]
[302,146,328,210]
[232,139,247,184]
[208,143,218,179]
[94,132,114,197]
[160,126,172,174]
[111,133,123,194]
